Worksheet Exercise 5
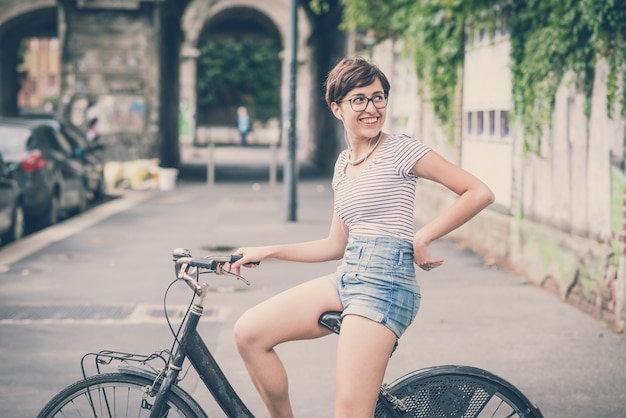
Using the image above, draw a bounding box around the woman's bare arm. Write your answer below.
[230,208,348,270]
[411,151,495,269]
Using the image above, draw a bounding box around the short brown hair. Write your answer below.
[324,57,391,107]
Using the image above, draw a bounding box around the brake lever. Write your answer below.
[221,269,251,286]
[211,260,251,286]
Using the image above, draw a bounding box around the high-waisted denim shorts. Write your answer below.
[327,236,421,338]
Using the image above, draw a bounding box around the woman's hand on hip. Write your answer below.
[413,240,444,272]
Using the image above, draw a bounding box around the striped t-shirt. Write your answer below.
[332,134,431,241]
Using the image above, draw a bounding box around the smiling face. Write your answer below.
[331,78,387,141]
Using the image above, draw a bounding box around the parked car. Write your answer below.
[18,113,107,201]
[0,151,24,245]
[0,117,89,231]
[45,120,106,201]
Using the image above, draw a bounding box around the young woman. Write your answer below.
[230,57,495,418]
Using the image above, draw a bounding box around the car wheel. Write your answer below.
[24,193,59,233]
[93,173,106,201]
[1,202,25,244]
[45,193,60,227]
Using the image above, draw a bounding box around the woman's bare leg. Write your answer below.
[233,277,342,418]
[334,314,397,417]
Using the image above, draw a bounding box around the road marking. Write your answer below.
[0,304,230,325]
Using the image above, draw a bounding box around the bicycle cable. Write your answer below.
[163,278,195,354]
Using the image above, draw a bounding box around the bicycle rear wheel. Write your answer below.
[375,365,542,418]
[37,372,207,418]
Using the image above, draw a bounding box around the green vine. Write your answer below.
[340,0,626,148]
[406,1,466,137]
[509,0,596,152]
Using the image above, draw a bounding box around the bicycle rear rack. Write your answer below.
[80,349,171,379]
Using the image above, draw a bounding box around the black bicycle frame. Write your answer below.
[149,301,254,418]
[148,296,401,417]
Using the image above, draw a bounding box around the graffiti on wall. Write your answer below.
[70,94,145,134]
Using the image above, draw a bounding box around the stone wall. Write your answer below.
[416,179,617,328]
[57,0,161,162]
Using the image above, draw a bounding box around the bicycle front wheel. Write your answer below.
[375,365,542,418]
[37,372,208,418]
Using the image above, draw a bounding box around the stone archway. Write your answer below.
[0,0,192,166]
[195,6,283,145]
[0,0,319,168]
[180,0,312,152]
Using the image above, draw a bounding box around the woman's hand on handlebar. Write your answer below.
[228,247,264,275]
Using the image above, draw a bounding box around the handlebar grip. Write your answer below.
[188,257,217,270]
[230,254,260,266]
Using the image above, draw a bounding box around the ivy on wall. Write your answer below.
[340,0,626,148]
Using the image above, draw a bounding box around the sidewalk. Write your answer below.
[1,146,625,417]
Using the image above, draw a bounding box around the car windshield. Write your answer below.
[0,125,31,154]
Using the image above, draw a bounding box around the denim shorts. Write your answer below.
[327,236,421,338]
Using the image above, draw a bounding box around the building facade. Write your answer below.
[370,20,626,330]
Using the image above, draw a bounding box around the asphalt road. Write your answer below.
[1,152,626,417]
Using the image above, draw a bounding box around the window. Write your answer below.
[500,111,510,137]
[467,110,511,138]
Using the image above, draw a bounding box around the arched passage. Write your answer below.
[194,7,283,145]
[0,6,57,116]
[180,0,312,155]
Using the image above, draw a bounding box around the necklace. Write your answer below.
[346,131,383,166]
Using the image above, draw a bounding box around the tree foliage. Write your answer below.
[340,0,626,146]
[196,38,281,108]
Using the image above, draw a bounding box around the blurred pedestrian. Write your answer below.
[230,57,495,418]
[237,106,251,146]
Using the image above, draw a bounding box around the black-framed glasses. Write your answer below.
[336,94,388,112]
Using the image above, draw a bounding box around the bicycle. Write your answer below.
[37,248,544,418]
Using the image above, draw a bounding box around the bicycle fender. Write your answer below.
[118,365,208,418]
[117,365,162,382]
[385,365,542,418]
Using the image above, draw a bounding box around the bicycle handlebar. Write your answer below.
[172,248,259,292]
[175,253,259,270]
